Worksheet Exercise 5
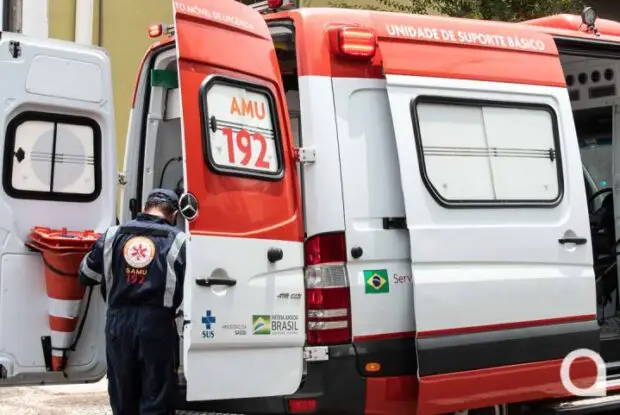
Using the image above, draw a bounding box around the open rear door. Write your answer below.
[377,20,599,414]
[174,0,305,401]
[0,33,115,385]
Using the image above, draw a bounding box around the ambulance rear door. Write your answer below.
[0,34,116,385]
[377,18,599,414]
[174,0,305,401]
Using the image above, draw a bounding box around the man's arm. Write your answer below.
[172,233,187,313]
[175,242,187,287]
[175,239,186,288]
[79,233,106,286]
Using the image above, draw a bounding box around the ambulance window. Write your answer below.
[3,112,101,202]
[200,77,284,180]
[412,98,562,207]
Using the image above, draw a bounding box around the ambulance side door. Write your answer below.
[175,0,305,401]
[378,22,598,413]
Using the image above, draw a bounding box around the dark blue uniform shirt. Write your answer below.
[78,213,187,311]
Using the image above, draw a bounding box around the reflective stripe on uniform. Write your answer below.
[79,254,102,283]
[103,225,120,298]
[164,231,186,308]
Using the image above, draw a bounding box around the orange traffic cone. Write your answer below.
[42,251,88,371]
[26,227,100,372]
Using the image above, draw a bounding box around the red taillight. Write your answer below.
[288,398,317,413]
[304,232,346,266]
[267,0,284,9]
[336,26,377,59]
[304,232,351,346]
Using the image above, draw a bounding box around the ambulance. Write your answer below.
[3,0,620,413]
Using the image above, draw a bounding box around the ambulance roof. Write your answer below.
[524,14,620,40]
[168,2,620,88]
[266,8,620,87]
[269,8,620,44]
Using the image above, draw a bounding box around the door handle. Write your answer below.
[268,247,284,263]
[195,277,237,287]
[558,237,587,245]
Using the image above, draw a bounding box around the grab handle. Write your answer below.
[195,277,237,287]
[558,237,587,245]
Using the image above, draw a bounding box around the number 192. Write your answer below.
[222,127,270,169]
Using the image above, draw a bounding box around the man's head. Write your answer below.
[144,188,180,225]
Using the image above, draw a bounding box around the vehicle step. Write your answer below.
[606,361,620,374]
[538,394,620,414]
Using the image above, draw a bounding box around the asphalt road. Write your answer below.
[0,380,111,415]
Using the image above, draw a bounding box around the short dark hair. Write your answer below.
[144,199,175,216]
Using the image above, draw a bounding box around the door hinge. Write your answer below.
[383,217,407,230]
[294,147,316,165]
[8,41,21,59]
[117,172,127,186]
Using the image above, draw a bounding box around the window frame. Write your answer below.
[2,111,102,203]
[410,96,565,209]
[199,75,285,181]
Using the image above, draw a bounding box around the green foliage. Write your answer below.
[327,0,429,13]
[327,0,387,11]
[327,0,586,21]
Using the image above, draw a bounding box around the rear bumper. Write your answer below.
[175,337,417,415]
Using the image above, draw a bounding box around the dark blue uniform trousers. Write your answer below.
[106,307,178,415]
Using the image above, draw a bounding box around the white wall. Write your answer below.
[21,0,48,38]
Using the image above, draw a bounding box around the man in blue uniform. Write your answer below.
[78,188,186,415]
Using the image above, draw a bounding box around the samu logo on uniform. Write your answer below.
[123,236,156,284]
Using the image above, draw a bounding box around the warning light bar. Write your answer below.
[248,0,297,14]
[148,23,175,38]
[330,26,377,59]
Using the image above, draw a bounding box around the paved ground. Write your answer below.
[0,379,222,415]
[0,380,111,415]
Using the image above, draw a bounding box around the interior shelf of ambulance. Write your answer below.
[143,49,185,232]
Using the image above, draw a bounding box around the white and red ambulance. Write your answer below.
[3,1,620,414]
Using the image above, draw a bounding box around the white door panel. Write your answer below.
[183,236,305,400]
[0,33,115,385]
[385,74,595,332]
[330,78,414,338]
[176,0,305,400]
[414,264,594,331]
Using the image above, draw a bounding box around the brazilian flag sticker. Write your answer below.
[364,269,390,294]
